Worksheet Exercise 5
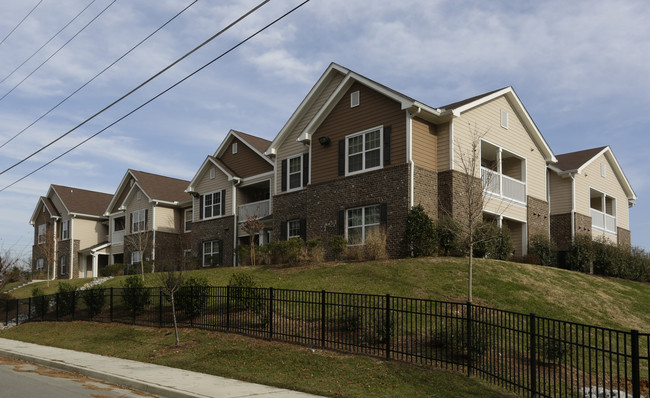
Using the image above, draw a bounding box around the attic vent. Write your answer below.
[210,167,215,179]
[137,191,141,200]
[500,109,508,129]
[601,163,606,178]
[232,142,238,154]
[351,91,360,108]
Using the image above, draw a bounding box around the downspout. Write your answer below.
[53,219,58,280]
[570,173,576,243]
[69,216,74,280]
[406,110,417,208]
[232,177,241,266]
[152,203,156,268]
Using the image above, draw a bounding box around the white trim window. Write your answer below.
[184,209,192,232]
[203,191,221,219]
[346,127,382,175]
[131,250,142,264]
[287,219,301,239]
[60,255,67,275]
[36,258,44,271]
[347,204,381,245]
[203,240,220,267]
[232,142,238,154]
[500,109,509,129]
[62,220,69,240]
[287,155,302,190]
[183,249,192,257]
[37,224,46,243]
[131,209,146,233]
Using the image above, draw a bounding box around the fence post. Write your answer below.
[631,329,641,398]
[41,296,45,321]
[385,294,391,360]
[466,301,473,377]
[71,291,76,321]
[28,297,31,322]
[15,299,19,325]
[159,287,163,328]
[190,285,194,329]
[109,287,113,323]
[4,299,8,326]
[321,290,326,348]
[529,313,537,398]
[269,287,274,341]
[55,293,59,321]
[226,285,230,332]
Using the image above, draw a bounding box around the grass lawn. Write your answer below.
[0,321,516,398]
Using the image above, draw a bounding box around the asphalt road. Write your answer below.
[0,354,156,398]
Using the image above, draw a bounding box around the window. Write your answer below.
[36,258,44,271]
[61,220,69,240]
[209,167,215,179]
[37,224,46,243]
[136,191,141,200]
[131,251,142,264]
[232,142,238,154]
[114,216,125,231]
[131,209,146,233]
[601,163,607,178]
[288,155,302,190]
[287,220,301,239]
[183,249,192,257]
[350,90,360,107]
[184,209,192,232]
[347,204,381,245]
[60,255,67,275]
[500,109,509,129]
[202,191,221,219]
[203,240,220,267]
[346,127,382,175]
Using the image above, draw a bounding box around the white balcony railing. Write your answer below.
[238,199,270,222]
[112,230,125,244]
[591,208,617,234]
[481,167,526,204]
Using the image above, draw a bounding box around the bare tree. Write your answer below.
[125,229,152,282]
[241,215,264,266]
[35,227,57,286]
[0,248,20,291]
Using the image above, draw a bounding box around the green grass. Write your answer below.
[9,256,650,331]
[0,321,515,398]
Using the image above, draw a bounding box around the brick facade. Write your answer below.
[527,196,550,239]
[273,165,411,258]
[437,169,483,224]
[617,227,631,248]
[54,239,80,279]
[575,212,592,236]
[191,216,235,267]
[412,165,438,219]
[550,213,572,251]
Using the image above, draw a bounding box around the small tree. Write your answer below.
[241,215,264,266]
[401,204,437,258]
[0,247,20,291]
[125,228,152,281]
[35,228,57,285]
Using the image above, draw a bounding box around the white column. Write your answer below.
[92,254,98,278]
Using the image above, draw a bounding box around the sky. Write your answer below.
[0,0,649,260]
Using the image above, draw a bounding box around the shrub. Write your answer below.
[229,272,265,317]
[57,282,77,317]
[491,225,513,261]
[121,275,151,315]
[262,239,303,266]
[305,239,325,263]
[338,307,363,332]
[100,263,124,277]
[364,228,388,261]
[31,288,49,318]
[538,338,568,364]
[529,234,556,267]
[472,222,500,258]
[436,216,461,256]
[364,312,395,344]
[328,235,347,260]
[401,204,437,258]
[592,237,621,277]
[566,234,594,273]
[430,321,491,358]
[236,245,251,266]
[625,246,650,282]
[175,276,210,319]
[82,286,106,319]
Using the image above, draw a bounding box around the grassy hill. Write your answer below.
[10,256,650,332]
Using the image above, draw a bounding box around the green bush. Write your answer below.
[57,282,77,317]
[31,287,49,318]
[229,272,265,314]
[175,276,210,319]
[538,338,568,364]
[491,225,514,261]
[625,247,650,282]
[327,235,347,260]
[401,204,437,258]
[566,234,594,272]
[436,216,461,256]
[236,245,251,266]
[260,239,303,266]
[305,238,325,263]
[529,234,556,267]
[430,321,492,358]
[592,237,622,277]
[121,275,151,315]
[82,286,106,319]
[100,263,124,277]
[365,312,394,344]
[472,222,502,259]
[338,307,363,332]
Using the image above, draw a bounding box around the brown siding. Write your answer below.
[111,176,133,213]
[219,137,273,178]
[311,82,407,185]
[412,117,437,171]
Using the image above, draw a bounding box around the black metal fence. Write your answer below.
[2,287,648,397]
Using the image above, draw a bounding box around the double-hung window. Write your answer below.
[346,127,382,175]
[288,155,302,190]
[131,251,142,264]
[60,255,67,275]
[131,209,146,233]
[61,220,69,240]
[347,204,381,245]
[203,240,220,267]
[184,209,192,232]
[37,224,46,243]
[203,191,221,219]
[287,219,301,239]
[36,258,44,271]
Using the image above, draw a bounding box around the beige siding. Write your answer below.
[549,172,573,215]
[73,218,106,249]
[574,153,629,231]
[503,219,524,256]
[484,198,527,222]
[412,117,437,171]
[155,206,177,233]
[437,121,450,171]
[193,166,233,220]
[275,72,344,194]
[123,186,153,231]
[454,96,548,202]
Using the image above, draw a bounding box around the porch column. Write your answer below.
[92,254,98,278]
[497,215,503,229]
[497,148,503,196]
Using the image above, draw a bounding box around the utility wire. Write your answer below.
[0,0,269,175]
[0,0,99,85]
[0,0,198,150]
[0,0,312,192]
[0,0,45,46]
[0,0,118,104]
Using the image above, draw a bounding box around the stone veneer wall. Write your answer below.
[527,196,550,239]
[191,216,235,267]
[412,165,438,219]
[617,227,631,248]
[272,165,411,258]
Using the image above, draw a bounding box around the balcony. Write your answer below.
[238,199,270,222]
[112,230,125,244]
[590,209,617,234]
[481,167,526,204]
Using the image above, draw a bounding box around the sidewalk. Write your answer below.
[0,338,322,398]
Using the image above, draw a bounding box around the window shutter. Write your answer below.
[144,209,149,230]
[338,139,345,176]
[129,213,133,233]
[280,221,287,241]
[383,125,391,165]
[337,210,345,236]
[199,196,204,220]
[380,203,388,225]
[218,240,223,265]
[302,153,309,187]
[281,159,287,192]
[221,189,226,216]
[300,218,307,241]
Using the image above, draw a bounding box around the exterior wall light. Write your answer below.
[318,136,331,146]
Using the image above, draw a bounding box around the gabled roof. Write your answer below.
[50,185,113,218]
[213,129,273,166]
[185,156,241,194]
[550,146,637,201]
[29,196,60,225]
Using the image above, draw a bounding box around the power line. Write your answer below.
[0,0,312,193]
[0,0,198,150]
[0,0,45,46]
[0,0,99,86]
[0,0,270,175]
[0,0,118,104]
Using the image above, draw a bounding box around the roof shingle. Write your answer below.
[554,146,608,172]
[51,185,113,217]
[130,170,191,203]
